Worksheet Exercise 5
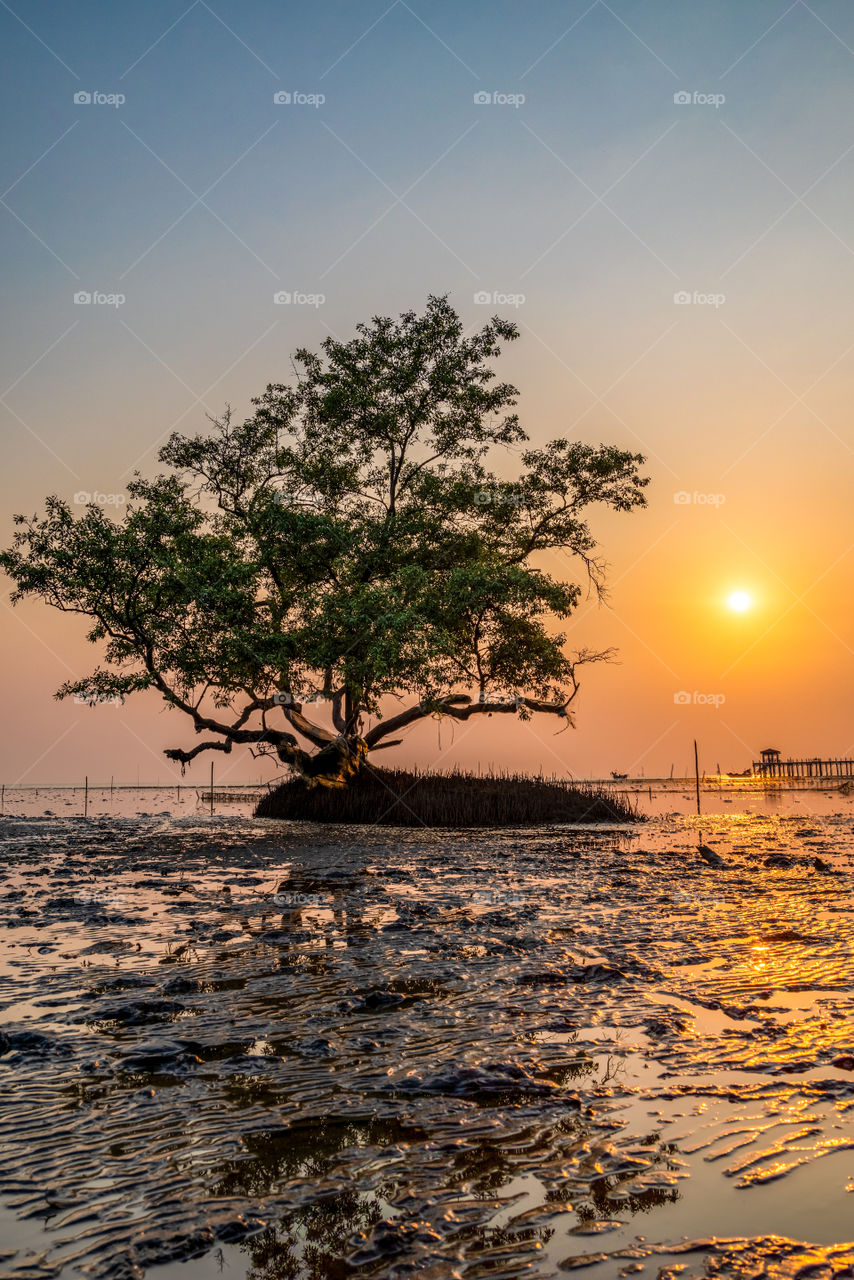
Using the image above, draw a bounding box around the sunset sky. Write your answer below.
[2,0,854,785]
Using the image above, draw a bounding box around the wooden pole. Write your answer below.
[210,762,214,816]
[84,775,88,819]
[693,740,701,815]
[1,785,4,815]
[110,775,114,801]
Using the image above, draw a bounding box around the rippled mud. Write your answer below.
[1,806,854,1279]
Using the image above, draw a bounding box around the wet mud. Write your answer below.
[1,801,854,1278]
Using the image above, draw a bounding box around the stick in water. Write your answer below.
[694,740,701,816]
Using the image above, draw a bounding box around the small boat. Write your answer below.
[610,771,628,781]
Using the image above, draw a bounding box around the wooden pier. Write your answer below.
[752,747,854,779]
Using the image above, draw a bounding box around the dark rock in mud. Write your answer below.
[644,1014,689,1037]
[0,1029,72,1058]
[348,989,406,1012]
[394,1061,565,1100]
[519,969,572,987]
[90,974,155,994]
[698,844,727,868]
[293,1037,337,1058]
[85,999,189,1025]
[348,1217,448,1269]
[573,962,630,984]
[116,1040,206,1074]
[382,917,414,931]
[128,1214,267,1273]
[162,976,204,995]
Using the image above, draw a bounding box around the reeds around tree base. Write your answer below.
[255,765,640,826]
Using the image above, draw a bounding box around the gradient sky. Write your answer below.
[2,0,854,785]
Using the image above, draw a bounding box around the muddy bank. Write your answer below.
[1,809,854,1278]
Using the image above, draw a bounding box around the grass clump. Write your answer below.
[255,766,640,827]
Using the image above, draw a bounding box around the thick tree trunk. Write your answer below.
[298,735,369,788]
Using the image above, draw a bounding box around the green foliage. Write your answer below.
[1,296,648,776]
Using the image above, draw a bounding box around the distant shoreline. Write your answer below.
[2,776,850,791]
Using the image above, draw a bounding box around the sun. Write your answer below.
[727,590,752,613]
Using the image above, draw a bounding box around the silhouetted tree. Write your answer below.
[2,297,648,787]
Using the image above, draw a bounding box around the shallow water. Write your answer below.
[1,798,854,1278]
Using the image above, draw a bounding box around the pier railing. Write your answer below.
[752,757,854,778]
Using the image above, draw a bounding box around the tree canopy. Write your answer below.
[1,296,649,786]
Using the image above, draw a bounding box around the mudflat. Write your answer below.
[1,801,853,1278]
